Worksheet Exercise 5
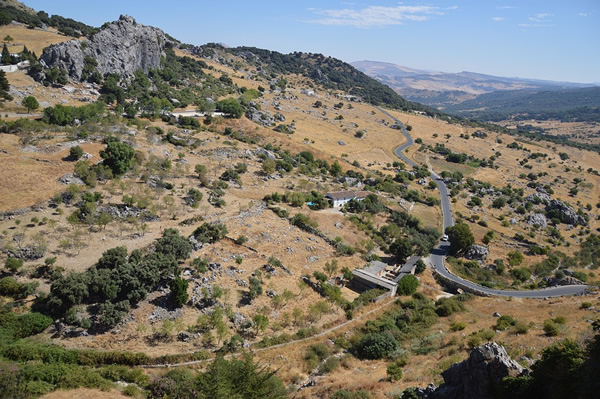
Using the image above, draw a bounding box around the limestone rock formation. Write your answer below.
[416,342,526,399]
[547,199,587,226]
[527,213,547,228]
[38,15,172,81]
[465,245,488,261]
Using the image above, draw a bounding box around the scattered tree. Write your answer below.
[21,96,39,113]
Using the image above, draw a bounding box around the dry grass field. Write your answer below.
[0,24,72,56]
[0,36,599,398]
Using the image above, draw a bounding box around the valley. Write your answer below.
[0,2,599,399]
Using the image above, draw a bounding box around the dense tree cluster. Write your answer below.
[41,229,190,329]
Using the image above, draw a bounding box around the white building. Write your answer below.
[325,190,370,207]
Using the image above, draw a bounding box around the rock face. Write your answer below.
[465,245,488,261]
[39,15,171,81]
[527,213,547,228]
[547,199,586,226]
[421,343,526,399]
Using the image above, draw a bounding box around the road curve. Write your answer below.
[376,106,588,298]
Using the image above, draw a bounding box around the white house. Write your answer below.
[325,190,370,207]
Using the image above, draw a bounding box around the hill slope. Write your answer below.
[444,86,600,122]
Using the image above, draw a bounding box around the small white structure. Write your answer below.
[325,190,370,207]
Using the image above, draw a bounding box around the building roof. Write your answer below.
[325,190,372,201]
[352,269,397,291]
[325,191,358,200]
[354,191,370,199]
[364,260,388,275]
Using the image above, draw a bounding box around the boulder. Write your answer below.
[465,245,488,261]
[255,148,276,160]
[527,213,547,228]
[38,15,172,81]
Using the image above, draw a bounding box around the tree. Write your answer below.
[262,159,276,174]
[354,332,398,359]
[397,274,419,296]
[390,238,413,262]
[1,43,10,64]
[3,35,13,43]
[21,96,39,113]
[100,141,135,176]
[330,160,342,177]
[69,145,84,160]
[414,259,426,274]
[155,228,193,261]
[253,314,269,335]
[324,259,339,277]
[0,70,12,102]
[169,277,189,307]
[445,223,474,255]
[215,98,244,118]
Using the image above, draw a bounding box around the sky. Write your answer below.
[22,0,600,83]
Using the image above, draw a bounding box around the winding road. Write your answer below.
[376,106,589,298]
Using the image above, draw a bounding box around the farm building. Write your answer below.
[325,190,370,207]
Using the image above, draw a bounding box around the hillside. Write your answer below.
[353,60,599,122]
[443,86,600,122]
[0,3,599,399]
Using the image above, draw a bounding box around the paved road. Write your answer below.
[376,106,589,298]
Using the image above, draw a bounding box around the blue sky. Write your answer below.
[23,0,600,83]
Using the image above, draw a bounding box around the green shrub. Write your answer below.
[386,361,404,381]
[435,297,465,317]
[496,315,516,330]
[318,357,340,374]
[450,321,466,331]
[397,275,419,296]
[354,332,398,359]
[543,319,561,336]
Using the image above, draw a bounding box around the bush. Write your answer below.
[397,275,419,296]
[543,319,561,336]
[5,257,23,272]
[354,332,398,359]
[154,229,192,260]
[192,222,228,244]
[450,321,466,331]
[387,361,404,381]
[435,298,465,317]
[496,315,516,330]
[69,146,84,160]
[318,357,340,375]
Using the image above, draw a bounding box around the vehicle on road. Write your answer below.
[442,234,449,241]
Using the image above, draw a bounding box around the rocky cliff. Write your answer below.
[414,342,527,399]
[38,15,172,81]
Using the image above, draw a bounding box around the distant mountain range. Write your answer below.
[352,60,600,122]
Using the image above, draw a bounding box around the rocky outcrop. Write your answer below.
[542,275,585,287]
[524,192,552,203]
[416,343,526,399]
[547,199,586,226]
[527,213,547,228]
[38,15,172,81]
[465,245,488,261]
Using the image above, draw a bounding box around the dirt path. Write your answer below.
[142,297,396,368]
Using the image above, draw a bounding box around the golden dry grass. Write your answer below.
[41,388,130,399]
[0,134,105,211]
[0,24,72,56]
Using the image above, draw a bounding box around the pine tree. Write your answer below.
[0,70,12,102]
[1,43,11,64]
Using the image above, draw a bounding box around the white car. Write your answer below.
[442,234,449,241]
